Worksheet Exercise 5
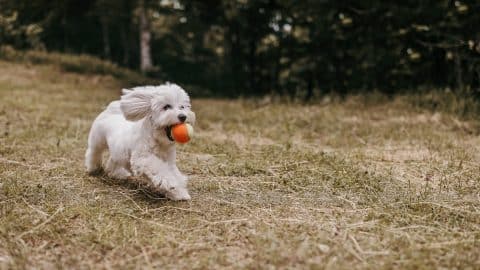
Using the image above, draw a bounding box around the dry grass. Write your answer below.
[1,59,480,269]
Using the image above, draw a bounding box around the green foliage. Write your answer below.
[0,0,479,98]
[0,11,43,49]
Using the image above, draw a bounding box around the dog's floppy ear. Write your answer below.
[120,90,154,121]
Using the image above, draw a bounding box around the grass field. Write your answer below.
[1,58,479,269]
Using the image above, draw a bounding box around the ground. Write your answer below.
[0,59,479,269]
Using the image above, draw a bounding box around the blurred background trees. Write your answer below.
[0,0,479,99]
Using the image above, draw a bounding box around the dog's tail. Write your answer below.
[85,123,107,174]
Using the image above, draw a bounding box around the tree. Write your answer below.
[138,0,153,72]
[1,0,479,97]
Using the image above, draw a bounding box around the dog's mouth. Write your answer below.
[165,125,175,142]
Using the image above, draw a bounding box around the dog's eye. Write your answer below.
[163,104,172,110]
[179,105,185,110]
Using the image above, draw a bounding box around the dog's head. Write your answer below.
[120,84,196,137]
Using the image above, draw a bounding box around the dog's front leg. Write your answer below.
[172,165,188,184]
[130,152,190,200]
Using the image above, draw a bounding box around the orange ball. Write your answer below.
[170,123,194,143]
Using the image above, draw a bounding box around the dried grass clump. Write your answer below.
[1,59,479,269]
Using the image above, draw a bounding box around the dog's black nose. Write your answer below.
[178,114,187,122]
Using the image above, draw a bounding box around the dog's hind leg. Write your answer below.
[85,129,107,174]
[105,158,132,180]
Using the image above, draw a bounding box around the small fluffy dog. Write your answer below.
[85,83,196,200]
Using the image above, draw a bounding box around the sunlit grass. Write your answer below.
[0,46,152,86]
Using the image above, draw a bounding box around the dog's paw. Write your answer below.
[107,167,133,180]
[166,188,191,201]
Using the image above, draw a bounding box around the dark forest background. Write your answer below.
[1,0,479,99]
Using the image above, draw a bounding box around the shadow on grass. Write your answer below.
[88,170,172,204]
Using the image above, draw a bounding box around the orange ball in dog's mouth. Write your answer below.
[168,123,194,143]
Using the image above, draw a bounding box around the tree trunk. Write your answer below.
[139,0,153,72]
[101,18,110,59]
[273,40,281,96]
[121,25,130,66]
[248,37,257,95]
[304,71,314,102]
[454,50,463,90]
[226,23,241,96]
[62,4,68,52]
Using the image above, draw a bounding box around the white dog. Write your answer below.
[85,83,196,200]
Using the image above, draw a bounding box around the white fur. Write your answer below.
[85,83,196,200]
